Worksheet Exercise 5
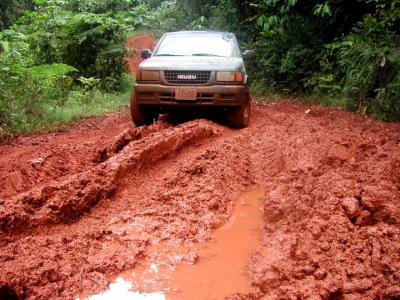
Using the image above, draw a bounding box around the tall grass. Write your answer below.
[0,74,133,134]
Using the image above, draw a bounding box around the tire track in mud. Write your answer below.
[109,129,254,244]
[0,117,251,299]
[0,120,220,233]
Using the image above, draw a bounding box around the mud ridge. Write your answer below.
[93,122,172,164]
[0,120,220,233]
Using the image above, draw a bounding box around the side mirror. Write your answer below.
[243,50,256,60]
[141,49,152,59]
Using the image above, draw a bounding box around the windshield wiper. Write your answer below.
[192,53,223,57]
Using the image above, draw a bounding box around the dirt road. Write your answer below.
[1,100,400,299]
[125,34,157,77]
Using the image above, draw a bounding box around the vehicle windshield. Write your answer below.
[154,33,239,57]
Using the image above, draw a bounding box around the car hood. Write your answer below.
[139,56,244,72]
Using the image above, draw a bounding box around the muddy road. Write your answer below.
[1,101,400,300]
[125,34,156,77]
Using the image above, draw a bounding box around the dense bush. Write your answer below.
[234,0,400,121]
[0,0,34,30]
[335,29,400,121]
[0,34,133,132]
[0,0,154,132]
[13,1,130,89]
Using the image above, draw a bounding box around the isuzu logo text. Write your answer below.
[177,74,197,80]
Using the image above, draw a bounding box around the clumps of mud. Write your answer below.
[0,119,227,299]
[243,103,400,299]
[124,136,253,244]
[0,120,219,233]
[0,227,148,300]
[341,186,399,227]
[251,186,400,299]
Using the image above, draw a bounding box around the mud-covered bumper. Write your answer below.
[134,83,248,106]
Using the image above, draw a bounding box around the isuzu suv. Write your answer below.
[131,31,256,128]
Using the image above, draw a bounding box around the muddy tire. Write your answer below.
[227,101,251,129]
[130,91,159,126]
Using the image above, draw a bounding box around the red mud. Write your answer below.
[1,101,400,299]
[125,34,157,77]
[0,111,131,199]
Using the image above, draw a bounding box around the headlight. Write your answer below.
[216,71,243,82]
[140,70,160,81]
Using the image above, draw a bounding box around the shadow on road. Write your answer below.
[160,111,228,128]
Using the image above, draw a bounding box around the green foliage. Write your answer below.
[334,30,400,120]
[309,0,400,120]
[66,0,138,13]
[252,15,323,92]
[0,0,155,133]
[27,64,78,78]
[11,3,130,89]
[130,1,179,37]
[225,0,400,121]
[141,0,243,39]
[0,0,34,30]
[313,2,331,17]
[0,69,133,133]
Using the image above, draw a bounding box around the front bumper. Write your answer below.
[134,83,248,106]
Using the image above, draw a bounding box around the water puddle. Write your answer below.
[84,188,265,300]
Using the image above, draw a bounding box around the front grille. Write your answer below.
[159,92,174,101]
[164,71,211,85]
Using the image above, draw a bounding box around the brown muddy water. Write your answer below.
[84,189,265,300]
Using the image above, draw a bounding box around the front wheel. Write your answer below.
[130,91,159,126]
[227,101,251,129]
